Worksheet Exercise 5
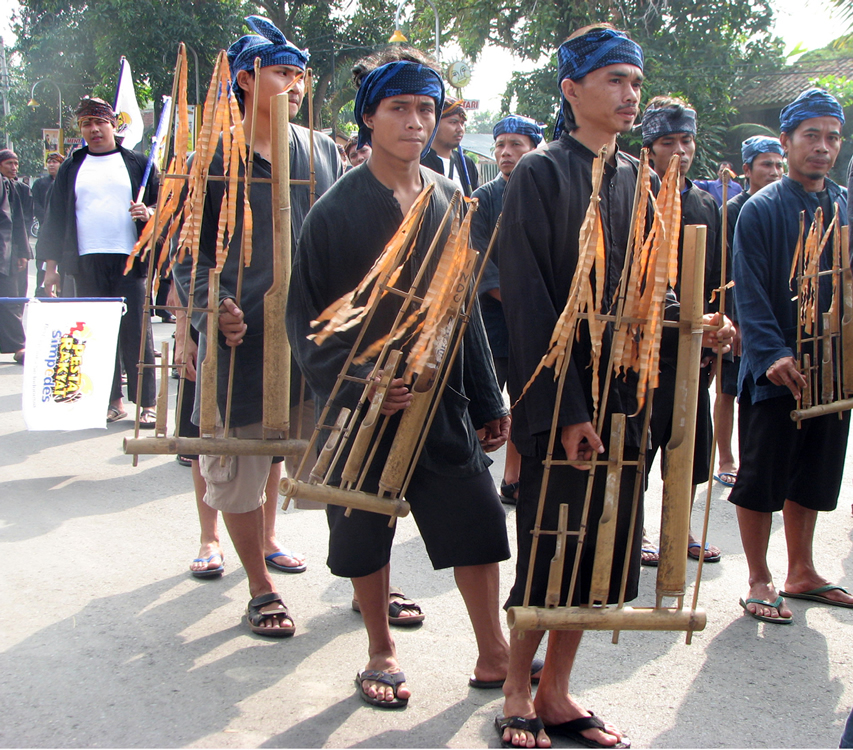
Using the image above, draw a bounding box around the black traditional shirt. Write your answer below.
[471,174,507,358]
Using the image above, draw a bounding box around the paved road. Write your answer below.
[1,318,852,748]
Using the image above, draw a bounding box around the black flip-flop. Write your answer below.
[544,712,630,748]
[469,657,545,689]
[494,715,546,748]
[355,670,408,709]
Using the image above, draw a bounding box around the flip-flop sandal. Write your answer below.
[352,590,425,626]
[355,669,408,709]
[780,584,853,609]
[739,596,793,624]
[713,471,737,487]
[190,552,224,579]
[469,657,545,689]
[246,592,295,637]
[688,542,721,563]
[138,408,157,430]
[265,550,307,574]
[544,712,631,748]
[107,405,127,423]
[494,715,546,748]
[500,480,519,504]
[640,547,660,567]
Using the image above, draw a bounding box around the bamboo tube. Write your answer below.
[588,413,625,606]
[342,350,403,487]
[656,224,706,601]
[822,312,834,403]
[309,407,351,483]
[124,437,307,456]
[280,477,410,519]
[841,227,853,397]
[155,340,169,435]
[802,353,813,409]
[791,397,853,421]
[507,605,706,632]
[545,504,570,608]
[199,269,220,437]
[264,88,292,437]
[377,380,433,498]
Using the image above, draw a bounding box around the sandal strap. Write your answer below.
[559,713,606,733]
[496,715,545,735]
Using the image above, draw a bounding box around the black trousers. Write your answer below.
[0,269,25,353]
[74,253,156,406]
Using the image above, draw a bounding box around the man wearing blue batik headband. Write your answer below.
[731,87,853,624]
[289,48,515,710]
[421,97,479,196]
[171,15,343,638]
[470,114,542,506]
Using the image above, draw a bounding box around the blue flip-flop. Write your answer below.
[714,471,737,487]
[265,550,307,574]
[191,552,224,579]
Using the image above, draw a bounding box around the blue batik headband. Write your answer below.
[741,135,783,166]
[641,104,697,146]
[779,88,845,133]
[493,115,544,146]
[553,29,644,139]
[228,16,309,102]
[353,61,445,157]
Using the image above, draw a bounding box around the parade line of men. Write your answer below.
[20,14,853,750]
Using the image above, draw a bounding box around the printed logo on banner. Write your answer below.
[42,323,92,404]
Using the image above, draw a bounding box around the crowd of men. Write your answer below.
[3,14,853,749]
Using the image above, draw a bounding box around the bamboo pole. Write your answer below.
[155,340,169,435]
[656,224,706,602]
[280,477,410,519]
[124,437,307,455]
[507,606,706,632]
[199,269,220,437]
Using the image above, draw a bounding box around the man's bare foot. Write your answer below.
[358,655,411,704]
[741,582,793,621]
[782,575,853,606]
[535,694,626,747]
[190,542,223,573]
[501,692,551,747]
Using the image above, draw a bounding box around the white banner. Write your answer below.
[114,57,143,151]
[22,300,124,431]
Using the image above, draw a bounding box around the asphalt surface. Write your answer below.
[1,314,852,749]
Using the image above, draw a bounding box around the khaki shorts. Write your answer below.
[200,422,273,514]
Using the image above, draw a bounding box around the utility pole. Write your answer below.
[0,37,11,149]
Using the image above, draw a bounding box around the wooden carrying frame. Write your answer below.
[280,189,501,525]
[506,149,710,641]
[123,46,323,463]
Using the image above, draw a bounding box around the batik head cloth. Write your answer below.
[353,61,445,157]
[779,88,845,133]
[741,135,783,166]
[553,28,644,139]
[493,115,544,146]
[75,97,117,125]
[0,149,17,164]
[641,103,696,146]
[228,16,309,102]
[442,97,467,120]
[46,152,65,164]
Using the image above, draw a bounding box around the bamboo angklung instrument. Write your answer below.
[281,190,501,522]
[790,211,853,422]
[125,47,322,461]
[507,150,708,638]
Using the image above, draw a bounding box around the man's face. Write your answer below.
[434,111,465,152]
[0,158,18,180]
[348,143,371,167]
[494,133,535,177]
[243,64,304,119]
[561,64,643,136]
[363,95,436,164]
[47,159,61,177]
[79,117,117,153]
[650,132,695,179]
[781,116,842,185]
[744,152,784,192]
[718,161,734,179]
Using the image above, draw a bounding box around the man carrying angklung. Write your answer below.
[288,47,515,708]
[639,96,724,566]
[731,88,853,623]
[714,136,784,488]
[173,16,343,631]
[470,114,542,505]
[421,96,479,196]
[496,27,733,748]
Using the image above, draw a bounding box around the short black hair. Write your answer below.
[351,46,439,118]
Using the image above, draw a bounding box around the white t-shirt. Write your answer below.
[438,154,464,190]
[75,150,137,256]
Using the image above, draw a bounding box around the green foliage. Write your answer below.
[810,74,853,108]
[465,108,500,134]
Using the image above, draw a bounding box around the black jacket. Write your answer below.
[0,176,30,277]
[421,148,479,197]
[36,145,159,276]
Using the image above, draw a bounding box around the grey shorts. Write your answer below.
[200,422,273,514]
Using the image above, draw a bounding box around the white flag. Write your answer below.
[114,57,143,150]
[22,300,124,431]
